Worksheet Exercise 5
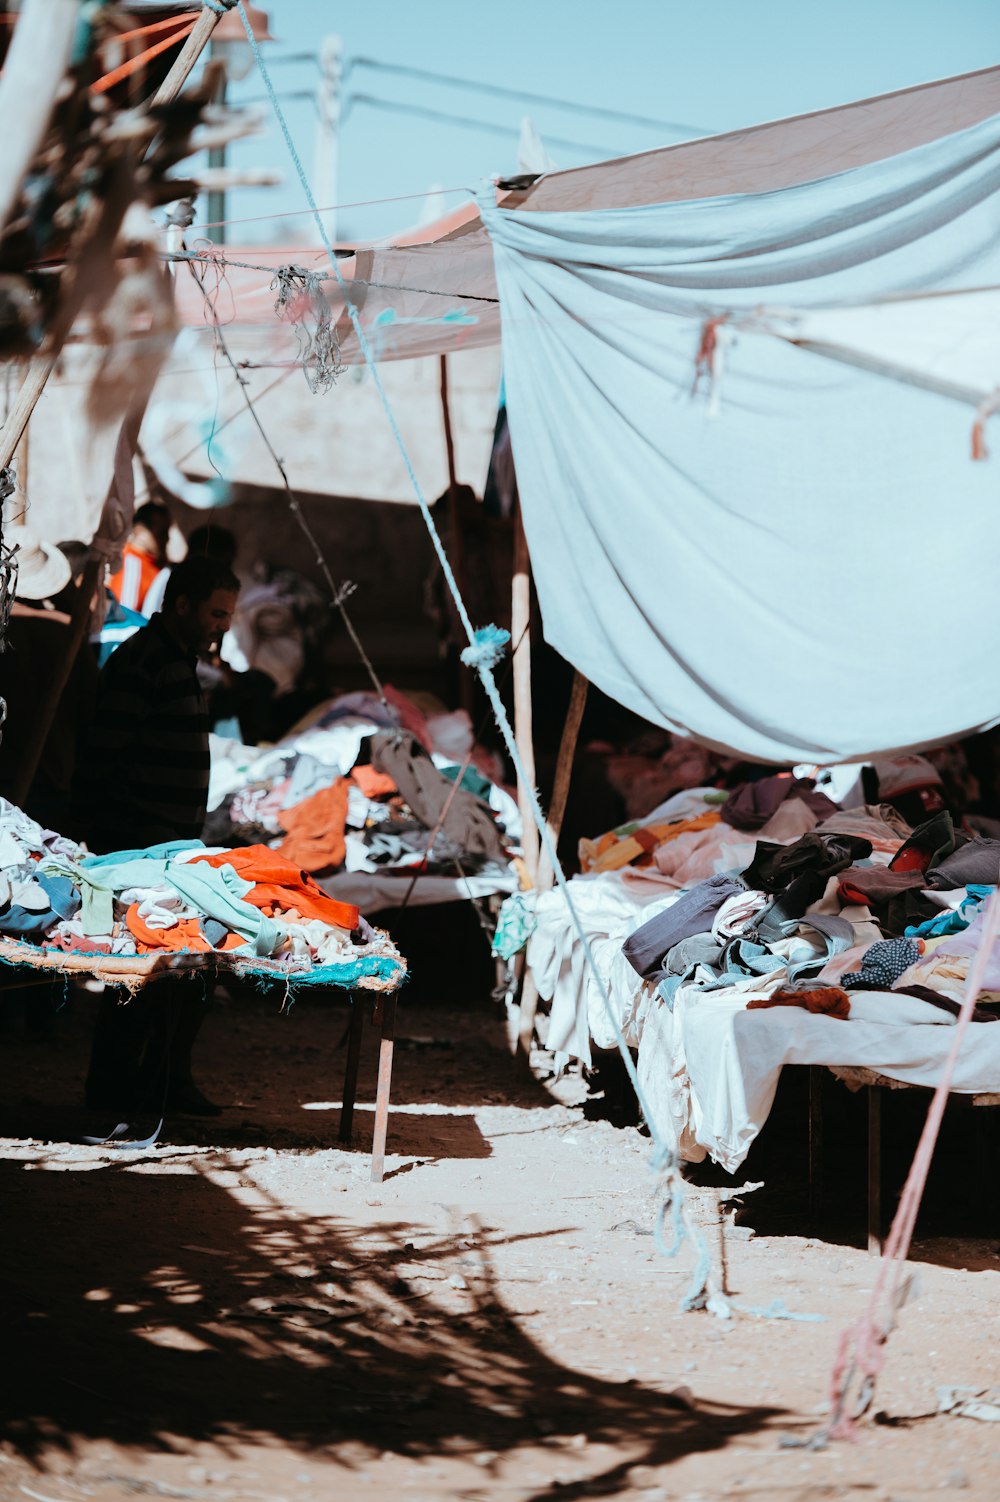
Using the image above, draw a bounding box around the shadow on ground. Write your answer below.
[0,1153,785,1501]
[0,978,554,1155]
[688,1066,1000,1270]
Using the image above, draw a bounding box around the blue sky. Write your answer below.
[201,0,999,246]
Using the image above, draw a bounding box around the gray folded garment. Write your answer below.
[927,839,1000,890]
[661,932,724,976]
[372,731,509,867]
[622,874,745,980]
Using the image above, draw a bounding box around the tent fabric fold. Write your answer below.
[478,103,1000,764]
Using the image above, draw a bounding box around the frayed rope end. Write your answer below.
[461,624,510,671]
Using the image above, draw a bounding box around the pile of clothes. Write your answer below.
[497,765,1000,1170]
[0,798,404,989]
[206,688,522,895]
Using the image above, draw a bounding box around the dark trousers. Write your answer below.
[86,980,209,1112]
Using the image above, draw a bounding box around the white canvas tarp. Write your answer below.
[478,81,1000,763]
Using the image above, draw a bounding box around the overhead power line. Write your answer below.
[345,56,711,139]
[342,93,612,158]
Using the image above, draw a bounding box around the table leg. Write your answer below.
[972,1103,999,1240]
[370,992,397,1185]
[339,993,363,1145]
[808,1066,824,1227]
[868,1086,882,1255]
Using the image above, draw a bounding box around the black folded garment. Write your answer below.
[743,831,873,895]
[742,831,874,942]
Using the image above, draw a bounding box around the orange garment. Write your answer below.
[581,810,722,874]
[277,778,349,874]
[125,903,244,955]
[108,544,162,612]
[193,845,360,932]
[351,764,397,799]
[747,987,851,1020]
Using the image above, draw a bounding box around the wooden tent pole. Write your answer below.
[439,353,474,716]
[512,505,539,879]
[8,558,101,809]
[150,5,231,108]
[0,356,56,477]
[517,669,588,1056]
[13,363,30,517]
[536,668,588,892]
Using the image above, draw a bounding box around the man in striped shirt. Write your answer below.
[76,556,239,1117]
[78,555,238,853]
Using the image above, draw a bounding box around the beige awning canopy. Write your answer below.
[322,62,1000,372]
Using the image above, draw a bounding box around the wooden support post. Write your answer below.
[13,368,29,519]
[150,6,230,108]
[439,354,474,717]
[512,506,538,879]
[370,992,397,1184]
[0,356,56,477]
[868,1085,882,1255]
[339,994,364,1144]
[517,669,588,1057]
[536,669,588,893]
[8,558,102,809]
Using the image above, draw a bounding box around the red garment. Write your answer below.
[888,844,930,874]
[49,933,113,955]
[193,846,360,932]
[747,987,851,1020]
[125,904,244,955]
[278,778,349,874]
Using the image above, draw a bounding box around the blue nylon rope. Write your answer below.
[236,2,721,1313]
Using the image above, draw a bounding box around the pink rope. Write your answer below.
[827,882,1000,1438]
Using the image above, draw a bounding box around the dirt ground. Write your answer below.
[1,957,1000,1502]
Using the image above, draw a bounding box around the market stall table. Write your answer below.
[0,935,407,1183]
[807,1064,1000,1253]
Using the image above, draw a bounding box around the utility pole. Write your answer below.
[314,35,342,243]
[205,51,228,245]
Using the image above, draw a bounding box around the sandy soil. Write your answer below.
[1,976,999,1502]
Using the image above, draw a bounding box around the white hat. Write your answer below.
[9,527,72,602]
